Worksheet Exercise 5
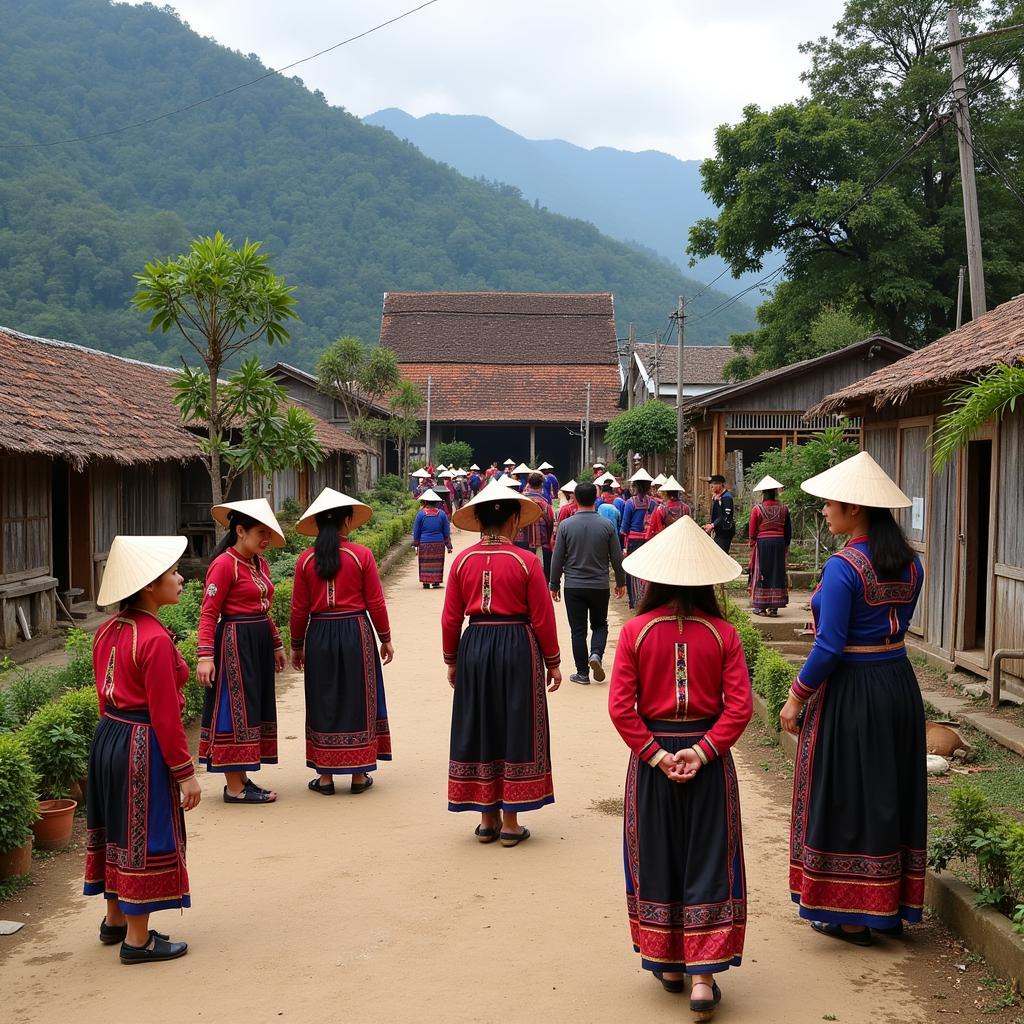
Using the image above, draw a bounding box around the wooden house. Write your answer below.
[813,294,1024,696]
[627,343,732,408]
[0,327,368,649]
[382,292,622,475]
[681,337,912,517]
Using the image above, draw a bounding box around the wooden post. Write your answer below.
[529,424,536,466]
[675,297,685,482]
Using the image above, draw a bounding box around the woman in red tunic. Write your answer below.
[609,516,751,1020]
[644,475,691,539]
[86,536,201,964]
[443,480,561,847]
[291,488,394,796]
[747,475,792,616]
[197,498,286,804]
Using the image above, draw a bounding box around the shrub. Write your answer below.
[159,579,205,636]
[64,628,94,688]
[372,474,408,504]
[0,668,69,729]
[174,632,205,725]
[752,647,794,724]
[268,550,299,584]
[721,597,764,675]
[271,580,292,631]
[21,703,90,799]
[0,734,38,854]
[56,687,99,741]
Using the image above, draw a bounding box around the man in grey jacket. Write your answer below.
[549,481,626,684]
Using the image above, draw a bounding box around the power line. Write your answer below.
[955,121,1024,210]
[0,0,442,150]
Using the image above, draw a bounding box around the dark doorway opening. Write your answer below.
[51,462,70,593]
[959,439,992,652]
[435,423,583,478]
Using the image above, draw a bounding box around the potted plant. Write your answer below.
[0,734,39,879]
[21,703,88,850]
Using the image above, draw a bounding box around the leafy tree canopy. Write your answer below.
[433,441,474,470]
[605,400,678,460]
[689,0,1024,379]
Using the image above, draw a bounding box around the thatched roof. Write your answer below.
[0,326,371,468]
[812,294,1024,416]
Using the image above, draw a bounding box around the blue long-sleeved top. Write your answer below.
[413,508,452,546]
[620,495,659,546]
[792,537,923,701]
[542,472,560,503]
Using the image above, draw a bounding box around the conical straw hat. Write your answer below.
[660,475,685,493]
[503,458,516,466]
[801,450,911,508]
[651,473,667,488]
[439,470,454,478]
[453,478,542,531]
[752,475,784,492]
[470,464,481,471]
[559,478,578,494]
[594,471,616,486]
[538,461,554,471]
[411,468,431,479]
[296,488,373,535]
[622,515,742,587]
[511,462,532,475]
[417,488,444,503]
[97,536,188,608]
[211,499,286,546]
[629,468,654,483]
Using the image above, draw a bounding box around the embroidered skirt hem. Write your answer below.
[789,658,927,927]
[198,616,278,773]
[303,611,391,774]
[625,538,649,610]
[84,712,190,915]
[448,618,554,813]
[417,541,447,584]
[624,719,746,974]
[750,537,789,609]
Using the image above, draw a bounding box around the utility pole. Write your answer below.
[653,331,660,400]
[675,296,685,484]
[425,375,432,465]
[946,7,987,318]
[626,321,636,410]
[956,265,966,329]
[584,383,591,469]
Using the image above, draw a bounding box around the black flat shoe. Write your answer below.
[350,776,374,794]
[811,921,872,946]
[474,822,500,844]
[120,934,188,964]
[243,778,272,796]
[499,826,530,847]
[690,980,721,1020]
[652,970,686,993]
[223,784,276,803]
[876,920,904,937]
[308,778,335,796]
[99,920,168,946]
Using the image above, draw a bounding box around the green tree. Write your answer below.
[932,363,1024,470]
[434,440,474,470]
[605,400,678,461]
[316,337,401,421]
[173,358,323,510]
[132,232,297,514]
[690,0,1024,378]
[388,379,424,480]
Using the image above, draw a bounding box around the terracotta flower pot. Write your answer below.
[31,798,78,851]
[0,838,33,880]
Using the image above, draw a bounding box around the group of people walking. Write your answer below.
[82,449,927,1024]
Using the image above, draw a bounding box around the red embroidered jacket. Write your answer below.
[197,548,282,659]
[645,499,691,539]
[609,607,752,768]
[289,542,392,650]
[749,500,792,543]
[441,539,560,669]
[93,609,195,783]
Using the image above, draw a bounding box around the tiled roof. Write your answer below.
[635,344,733,386]
[0,326,370,468]
[381,291,617,366]
[813,293,1024,415]
[398,363,622,423]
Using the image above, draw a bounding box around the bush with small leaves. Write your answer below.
[20,703,90,800]
[752,647,794,724]
[0,734,39,854]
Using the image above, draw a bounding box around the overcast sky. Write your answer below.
[132,0,850,160]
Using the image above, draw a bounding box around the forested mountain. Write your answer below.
[0,0,754,369]
[365,108,770,291]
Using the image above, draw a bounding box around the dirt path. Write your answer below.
[1,528,928,1023]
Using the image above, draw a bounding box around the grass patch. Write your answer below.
[0,872,31,904]
[590,796,624,817]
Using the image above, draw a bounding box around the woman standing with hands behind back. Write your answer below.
[197,498,287,804]
[609,516,752,1021]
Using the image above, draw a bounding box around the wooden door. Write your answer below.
[69,468,93,598]
[956,435,994,660]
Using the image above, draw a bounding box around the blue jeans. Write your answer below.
[564,588,610,677]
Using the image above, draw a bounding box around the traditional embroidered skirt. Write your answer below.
[84,710,190,915]
[623,718,746,975]
[448,616,554,813]
[417,541,447,584]
[790,657,927,928]
[199,614,278,773]
[304,610,391,774]
[625,538,648,609]
[750,536,788,609]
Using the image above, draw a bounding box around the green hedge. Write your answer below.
[0,735,38,855]
[20,701,90,800]
[721,596,764,676]
[752,647,794,725]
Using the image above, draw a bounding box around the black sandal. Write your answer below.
[120,934,188,964]
[810,921,872,946]
[243,778,272,796]
[100,920,167,946]
[308,778,335,796]
[223,784,276,803]
[689,980,721,1019]
[474,822,500,844]
[652,971,686,993]
[351,775,374,794]
[499,826,530,847]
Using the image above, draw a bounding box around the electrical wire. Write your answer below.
[0,0,442,150]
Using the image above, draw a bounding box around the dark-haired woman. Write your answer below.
[197,499,287,804]
[609,516,751,1019]
[748,476,792,617]
[781,451,926,946]
[291,489,394,795]
[620,469,658,609]
[443,480,561,847]
[412,489,452,589]
[87,536,200,963]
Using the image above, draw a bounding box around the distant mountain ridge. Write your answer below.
[364,108,765,299]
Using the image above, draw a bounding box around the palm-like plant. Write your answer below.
[932,363,1024,471]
